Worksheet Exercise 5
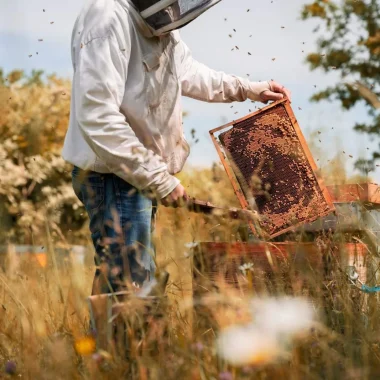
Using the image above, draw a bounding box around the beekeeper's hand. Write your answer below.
[161,184,188,208]
[259,80,291,103]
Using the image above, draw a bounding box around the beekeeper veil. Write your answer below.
[131,0,221,36]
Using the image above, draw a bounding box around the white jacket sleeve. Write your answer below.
[179,40,270,103]
[75,33,179,199]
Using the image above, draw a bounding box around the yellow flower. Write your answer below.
[74,337,96,356]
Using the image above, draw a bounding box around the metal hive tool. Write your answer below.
[209,99,335,239]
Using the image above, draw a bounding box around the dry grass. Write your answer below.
[1,166,380,379]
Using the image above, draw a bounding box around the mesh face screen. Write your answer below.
[144,0,211,31]
[218,103,332,237]
[178,0,210,13]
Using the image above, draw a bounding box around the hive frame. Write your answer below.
[209,98,335,239]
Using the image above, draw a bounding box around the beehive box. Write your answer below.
[192,242,369,295]
[193,242,323,292]
[0,245,91,270]
[209,99,335,238]
[191,241,370,340]
[191,183,380,295]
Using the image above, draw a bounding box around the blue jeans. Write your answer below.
[72,166,156,294]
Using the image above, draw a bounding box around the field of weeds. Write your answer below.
[2,166,380,379]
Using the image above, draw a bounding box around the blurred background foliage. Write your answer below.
[0,69,85,244]
[301,0,380,173]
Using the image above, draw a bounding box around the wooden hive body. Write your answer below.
[192,242,369,291]
[191,184,380,291]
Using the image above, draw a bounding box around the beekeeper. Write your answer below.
[62,0,291,294]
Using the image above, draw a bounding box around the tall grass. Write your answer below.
[1,167,380,379]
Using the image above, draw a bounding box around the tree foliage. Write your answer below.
[301,0,380,171]
[0,69,86,244]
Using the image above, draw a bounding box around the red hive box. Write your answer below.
[191,182,380,288]
[196,102,380,290]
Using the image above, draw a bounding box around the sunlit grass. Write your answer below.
[1,165,380,379]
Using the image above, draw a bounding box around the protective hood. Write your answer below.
[130,0,221,36]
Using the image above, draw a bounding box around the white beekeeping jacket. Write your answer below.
[62,0,270,198]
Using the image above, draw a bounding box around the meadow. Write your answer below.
[1,70,380,379]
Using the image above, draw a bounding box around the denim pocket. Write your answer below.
[72,167,105,212]
[83,175,105,214]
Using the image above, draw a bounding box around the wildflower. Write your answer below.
[217,297,315,367]
[217,325,282,366]
[239,262,254,276]
[184,242,199,249]
[74,336,96,356]
[5,361,16,375]
[251,297,315,336]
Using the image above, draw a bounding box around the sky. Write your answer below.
[0,0,378,181]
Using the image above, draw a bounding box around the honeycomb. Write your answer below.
[218,103,333,237]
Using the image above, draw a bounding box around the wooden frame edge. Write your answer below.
[209,98,288,135]
[283,101,335,212]
[209,99,336,240]
[209,130,259,237]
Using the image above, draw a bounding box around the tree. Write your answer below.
[0,69,87,244]
[301,0,380,173]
